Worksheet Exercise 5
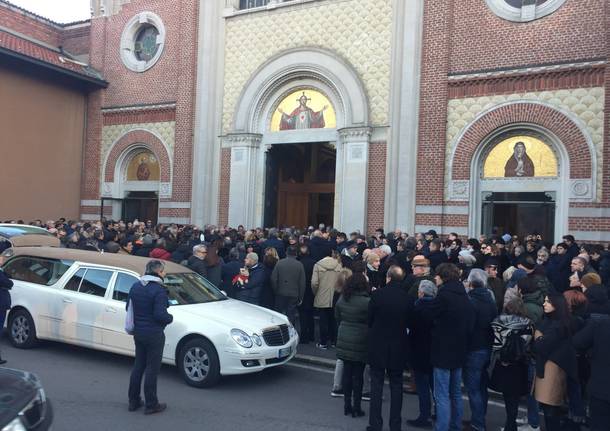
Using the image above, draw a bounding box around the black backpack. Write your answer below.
[499,330,528,363]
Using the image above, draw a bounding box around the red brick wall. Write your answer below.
[569,217,610,232]
[416,0,452,206]
[415,213,469,228]
[61,25,91,56]
[367,141,386,235]
[0,3,62,46]
[84,0,199,216]
[603,5,610,204]
[218,148,231,226]
[449,0,606,74]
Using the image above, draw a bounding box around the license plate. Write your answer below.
[278,347,291,358]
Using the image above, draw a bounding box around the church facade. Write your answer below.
[1,0,608,242]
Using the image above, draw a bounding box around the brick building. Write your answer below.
[2,0,609,242]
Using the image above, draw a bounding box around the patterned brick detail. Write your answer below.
[159,208,190,218]
[603,5,610,204]
[449,0,606,74]
[103,107,176,126]
[415,213,469,227]
[569,217,610,232]
[448,67,605,99]
[61,25,91,56]
[104,129,171,182]
[367,141,386,235]
[416,0,452,206]
[82,91,103,200]
[218,148,231,226]
[451,103,593,181]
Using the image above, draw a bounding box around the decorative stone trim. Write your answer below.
[448,60,606,81]
[224,0,324,18]
[569,180,594,201]
[338,127,372,143]
[119,11,166,73]
[101,182,114,197]
[221,133,263,148]
[485,0,568,23]
[101,103,176,113]
[158,202,191,209]
[449,180,470,201]
[159,182,172,198]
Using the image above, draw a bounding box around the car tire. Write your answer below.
[177,338,220,388]
[8,309,38,349]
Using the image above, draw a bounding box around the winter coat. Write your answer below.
[234,264,266,305]
[298,255,316,308]
[149,248,172,261]
[573,318,610,402]
[187,255,208,277]
[260,237,285,259]
[404,274,435,301]
[487,277,506,314]
[368,280,412,370]
[308,236,333,263]
[0,269,13,310]
[340,251,361,271]
[335,291,370,363]
[533,317,578,382]
[585,284,610,318]
[271,256,306,300]
[366,266,383,291]
[409,296,434,373]
[522,289,544,325]
[417,280,475,370]
[426,250,448,270]
[311,257,343,308]
[488,314,533,396]
[127,276,173,336]
[221,260,242,297]
[598,251,610,289]
[205,260,223,289]
[468,287,498,352]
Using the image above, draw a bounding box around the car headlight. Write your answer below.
[230,329,253,348]
[2,417,26,431]
[288,324,297,339]
[252,333,262,347]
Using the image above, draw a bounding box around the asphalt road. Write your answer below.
[1,338,511,431]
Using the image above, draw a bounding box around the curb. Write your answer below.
[294,353,336,369]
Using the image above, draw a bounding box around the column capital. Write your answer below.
[221,133,263,148]
[338,127,372,143]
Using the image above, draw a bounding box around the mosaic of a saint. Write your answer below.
[136,157,151,180]
[278,92,327,130]
[504,141,535,177]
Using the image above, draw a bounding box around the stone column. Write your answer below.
[224,133,263,227]
[336,127,371,234]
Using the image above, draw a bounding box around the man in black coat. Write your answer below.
[573,318,610,431]
[417,263,475,431]
[308,230,333,263]
[0,253,13,365]
[367,265,412,431]
[260,230,285,259]
[297,244,316,343]
[127,260,174,415]
[425,239,448,271]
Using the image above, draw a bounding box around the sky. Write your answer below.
[8,0,90,23]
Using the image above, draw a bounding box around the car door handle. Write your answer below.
[105,307,117,313]
[62,298,73,304]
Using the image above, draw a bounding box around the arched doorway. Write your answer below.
[117,147,160,223]
[264,142,336,228]
[472,128,566,243]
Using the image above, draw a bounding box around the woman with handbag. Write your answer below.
[489,298,533,431]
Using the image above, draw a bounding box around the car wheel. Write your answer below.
[178,338,220,388]
[8,309,38,349]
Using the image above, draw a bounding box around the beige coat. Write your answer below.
[534,360,567,406]
[311,257,343,308]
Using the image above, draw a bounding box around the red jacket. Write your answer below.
[149,248,171,261]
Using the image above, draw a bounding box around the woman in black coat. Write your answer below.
[533,293,578,431]
[0,253,13,365]
[488,298,533,431]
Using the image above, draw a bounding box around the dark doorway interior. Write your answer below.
[264,143,336,229]
[123,191,158,224]
[482,192,555,242]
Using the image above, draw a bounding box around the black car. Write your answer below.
[0,368,52,430]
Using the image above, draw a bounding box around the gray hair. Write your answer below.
[418,280,438,298]
[246,252,259,263]
[467,268,489,289]
[193,244,207,254]
[145,260,165,276]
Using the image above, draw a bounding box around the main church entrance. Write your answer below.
[264,143,336,228]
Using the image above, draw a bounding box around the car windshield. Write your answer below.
[163,272,227,305]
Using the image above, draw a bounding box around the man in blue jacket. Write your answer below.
[0,252,13,365]
[127,260,174,415]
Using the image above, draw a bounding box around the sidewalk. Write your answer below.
[294,342,337,368]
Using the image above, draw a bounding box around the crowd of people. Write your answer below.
[2,218,610,431]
